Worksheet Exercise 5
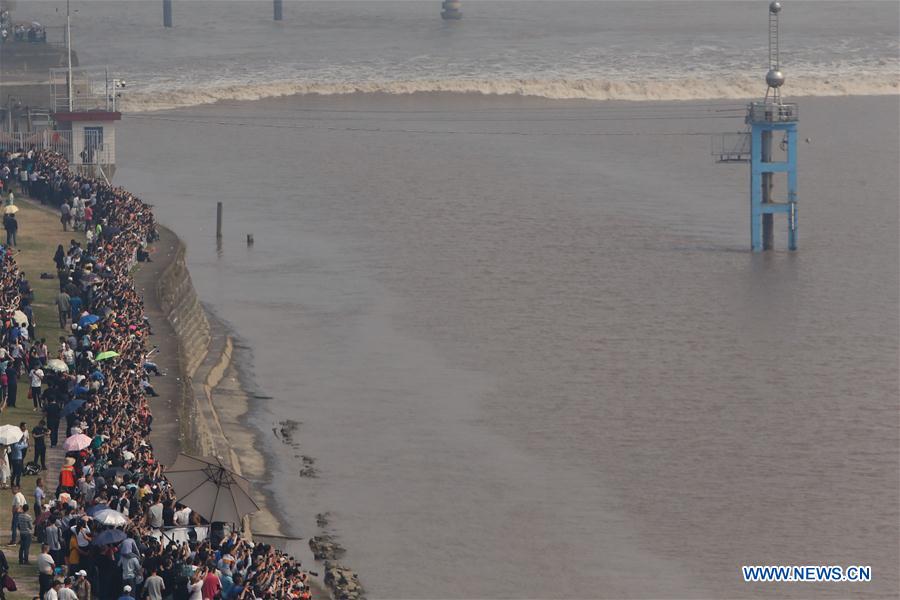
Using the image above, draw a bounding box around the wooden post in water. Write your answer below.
[274,0,283,21]
[163,0,173,28]
[216,202,223,239]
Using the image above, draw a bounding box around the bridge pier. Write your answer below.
[274,0,283,21]
[163,0,172,27]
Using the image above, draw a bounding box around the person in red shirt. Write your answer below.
[200,561,221,600]
[59,457,77,493]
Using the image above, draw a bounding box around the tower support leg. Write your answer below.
[761,130,774,250]
[750,127,763,252]
[787,127,798,251]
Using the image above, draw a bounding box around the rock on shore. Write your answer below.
[323,561,366,600]
[309,534,345,560]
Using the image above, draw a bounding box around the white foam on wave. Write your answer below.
[121,73,900,113]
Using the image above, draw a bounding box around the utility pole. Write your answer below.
[67,0,73,111]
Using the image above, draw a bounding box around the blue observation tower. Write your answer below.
[747,1,799,251]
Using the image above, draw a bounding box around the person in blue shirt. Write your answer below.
[68,295,82,321]
[226,573,244,599]
[8,438,25,488]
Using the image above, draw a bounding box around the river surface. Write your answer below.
[19,0,899,597]
[17,0,900,106]
[117,93,899,599]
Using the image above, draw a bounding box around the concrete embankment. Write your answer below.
[156,230,210,381]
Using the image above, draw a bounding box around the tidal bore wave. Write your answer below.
[122,73,900,112]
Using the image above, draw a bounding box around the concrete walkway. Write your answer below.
[133,226,185,467]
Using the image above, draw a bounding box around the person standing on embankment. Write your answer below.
[3,213,17,247]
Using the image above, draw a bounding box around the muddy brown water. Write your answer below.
[117,94,899,598]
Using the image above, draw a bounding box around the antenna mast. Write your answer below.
[765,1,784,103]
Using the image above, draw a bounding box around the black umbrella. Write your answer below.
[92,529,127,546]
[101,467,131,480]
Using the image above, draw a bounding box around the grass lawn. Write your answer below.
[1,196,83,599]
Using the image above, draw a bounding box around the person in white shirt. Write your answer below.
[57,577,78,600]
[173,503,192,526]
[38,544,55,597]
[75,525,91,549]
[44,578,62,600]
[19,423,30,465]
[0,447,9,488]
[8,485,25,543]
[147,497,164,529]
[30,367,44,410]
[187,568,205,600]
[61,344,75,369]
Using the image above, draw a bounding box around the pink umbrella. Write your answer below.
[63,433,93,452]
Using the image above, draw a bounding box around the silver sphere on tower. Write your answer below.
[769,1,782,14]
[766,69,785,88]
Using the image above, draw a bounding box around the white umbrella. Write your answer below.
[0,425,24,446]
[12,310,27,326]
[3,205,18,215]
[46,358,69,373]
[92,508,128,526]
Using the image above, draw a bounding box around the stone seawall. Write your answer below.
[156,233,210,378]
[154,228,213,455]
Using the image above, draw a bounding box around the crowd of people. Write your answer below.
[0,148,314,599]
[0,9,47,45]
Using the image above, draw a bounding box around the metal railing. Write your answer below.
[0,129,113,171]
[0,129,71,154]
[149,525,211,545]
[747,101,798,123]
[711,131,751,162]
[49,66,120,113]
